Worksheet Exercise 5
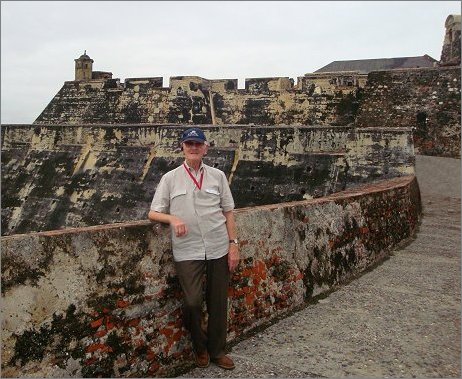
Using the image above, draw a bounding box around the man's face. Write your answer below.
[182,140,208,160]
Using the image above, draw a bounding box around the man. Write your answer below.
[148,127,239,370]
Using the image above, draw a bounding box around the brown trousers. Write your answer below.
[174,254,229,359]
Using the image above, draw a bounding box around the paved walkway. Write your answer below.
[181,155,461,378]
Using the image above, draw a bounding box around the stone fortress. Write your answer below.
[0,14,460,378]
[33,15,460,159]
[2,15,460,237]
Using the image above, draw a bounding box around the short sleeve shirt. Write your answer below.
[150,161,235,262]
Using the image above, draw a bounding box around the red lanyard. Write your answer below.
[183,163,204,190]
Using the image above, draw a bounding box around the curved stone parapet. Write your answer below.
[1,175,421,377]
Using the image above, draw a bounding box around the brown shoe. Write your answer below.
[194,350,210,368]
[211,355,235,370]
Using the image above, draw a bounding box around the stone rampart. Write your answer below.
[31,15,461,158]
[440,15,461,66]
[300,72,368,95]
[32,66,461,159]
[34,75,362,126]
[356,66,460,158]
[1,175,421,377]
[1,124,414,236]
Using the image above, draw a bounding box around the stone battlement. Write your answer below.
[33,65,460,159]
[37,15,459,159]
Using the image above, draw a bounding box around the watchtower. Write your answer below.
[74,51,94,80]
[440,15,461,66]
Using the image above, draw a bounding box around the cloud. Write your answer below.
[1,1,460,123]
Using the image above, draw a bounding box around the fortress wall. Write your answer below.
[1,125,414,236]
[33,66,460,158]
[298,72,368,95]
[440,15,461,66]
[209,86,358,126]
[34,76,361,126]
[1,175,421,378]
[355,66,461,158]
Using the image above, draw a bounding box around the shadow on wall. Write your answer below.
[1,175,421,377]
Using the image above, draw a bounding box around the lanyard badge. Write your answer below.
[183,163,204,190]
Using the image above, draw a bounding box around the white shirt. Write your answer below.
[150,161,235,262]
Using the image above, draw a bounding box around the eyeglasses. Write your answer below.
[183,141,205,147]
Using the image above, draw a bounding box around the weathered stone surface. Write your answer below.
[32,63,461,158]
[32,65,460,159]
[356,67,460,158]
[440,15,461,66]
[299,72,368,95]
[34,74,364,127]
[181,155,461,379]
[1,124,414,236]
[29,15,461,159]
[1,175,421,378]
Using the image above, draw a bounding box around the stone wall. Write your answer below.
[299,72,368,95]
[30,15,461,158]
[355,67,460,158]
[34,75,362,126]
[1,175,421,378]
[32,68,461,158]
[440,15,461,66]
[1,124,415,236]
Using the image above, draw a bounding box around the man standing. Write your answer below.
[148,127,239,370]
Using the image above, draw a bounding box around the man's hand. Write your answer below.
[149,211,188,238]
[228,243,240,272]
[170,216,188,237]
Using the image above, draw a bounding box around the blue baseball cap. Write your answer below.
[180,127,207,143]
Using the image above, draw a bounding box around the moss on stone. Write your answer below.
[10,304,92,367]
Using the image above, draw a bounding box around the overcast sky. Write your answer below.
[1,1,460,124]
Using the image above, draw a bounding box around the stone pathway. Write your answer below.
[181,155,461,378]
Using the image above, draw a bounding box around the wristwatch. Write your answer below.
[229,239,239,244]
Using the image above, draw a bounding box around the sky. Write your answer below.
[1,1,460,124]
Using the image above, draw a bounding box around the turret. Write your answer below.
[440,15,461,66]
[74,51,94,80]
